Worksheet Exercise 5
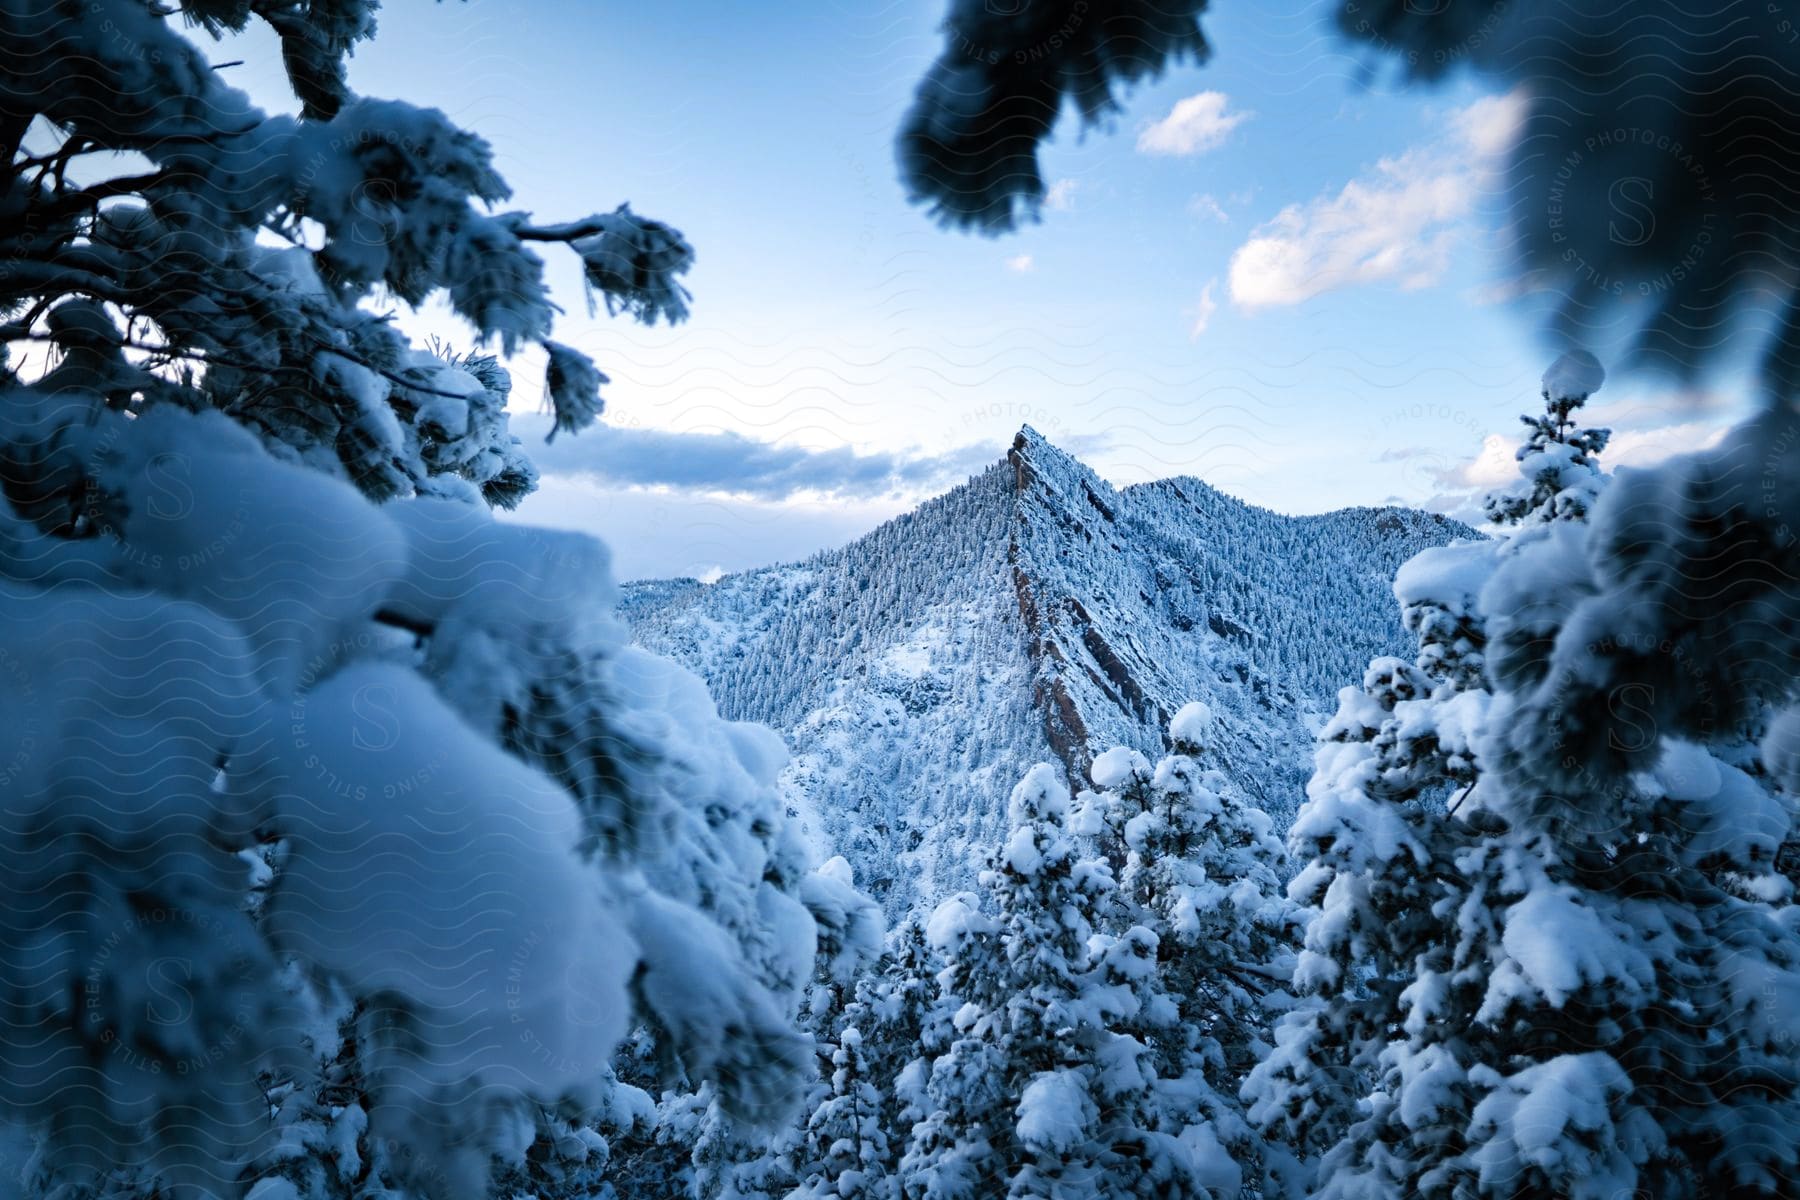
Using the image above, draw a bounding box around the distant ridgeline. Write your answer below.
[622,428,1473,914]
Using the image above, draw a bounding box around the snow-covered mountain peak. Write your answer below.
[1007,422,1102,503]
[622,433,1475,912]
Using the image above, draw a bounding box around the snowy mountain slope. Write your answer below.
[621,428,1475,913]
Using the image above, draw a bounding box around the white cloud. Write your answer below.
[506,476,914,583]
[1137,91,1250,156]
[1189,280,1219,338]
[1005,253,1035,273]
[1453,420,1727,488]
[1441,432,1521,489]
[1603,421,1731,467]
[511,414,1000,502]
[1188,192,1229,223]
[1045,178,1079,211]
[1227,91,1524,310]
[1403,386,1738,524]
[1228,156,1469,309]
[1451,91,1528,160]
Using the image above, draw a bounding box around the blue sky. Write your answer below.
[229,0,1753,580]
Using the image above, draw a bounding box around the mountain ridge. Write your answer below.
[622,428,1476,912]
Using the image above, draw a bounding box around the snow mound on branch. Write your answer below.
[1007,763,1070,825]
[1089,746,1150,790]
[1468,1054,1657,1200]
[801,855,885,985]
[1003,825,1045,876]
[1491,887,1649,1013]
[926,892,993,956]
[1168,701,1212,748]
[1016,1070,1094,1154]
[626,890,812,1121]
[1180,1120,1242,1195]
[101,406,410,693]
[1394,540,1499,615]
[383,496,614,635]
[269,662,633,1100]
[246,1179,303,1200]
[1654,740,1791,871]
[1765,708,1800,793]
[1541,350,1606,400]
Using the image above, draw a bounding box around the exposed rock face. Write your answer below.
[622,427,1474,914]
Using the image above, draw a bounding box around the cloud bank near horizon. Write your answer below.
[509,414,1007,502]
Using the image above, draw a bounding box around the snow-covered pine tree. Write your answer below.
[859,918,940,1159]
[787,1025,892,1200]
[781,916,940,1200]
[1249,354,1800,1199]
[798,858,890,1047]
[1482,351,1611,529]
[987,767,1115,1200]
[0,5,858,1197]
[1078,703,1301,1196]
[602,1067,708,1200]
[1242,360,1558,1195]
[685,857,884,1200]
[899,892,1005,1200]
[1242,359,1606,1191]
[902,766,1210,1200]
[1458,403,1800,1196]
[1239,645,1476,1195]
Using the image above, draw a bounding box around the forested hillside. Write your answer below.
[624,429,1473,911]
